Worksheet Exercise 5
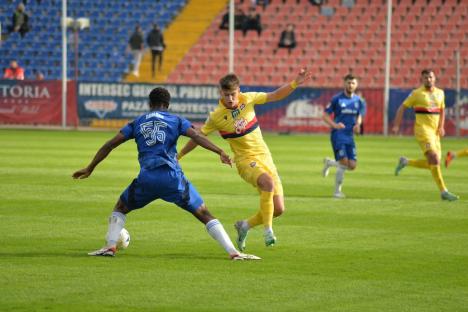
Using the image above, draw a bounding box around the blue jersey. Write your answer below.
[120,110,191,171]
[325,92,365,139]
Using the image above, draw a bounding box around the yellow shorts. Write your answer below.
[416,135,441,159]
[235,154,283,196]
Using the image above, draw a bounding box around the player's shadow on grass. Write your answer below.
[0,251,89,258]
[0,250,250,261]
[0,251,211,260]
[82,250,221,261]
[145,253,216,260]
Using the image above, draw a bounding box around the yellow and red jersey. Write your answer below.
[403,86,445,140]
[201,92,270,161]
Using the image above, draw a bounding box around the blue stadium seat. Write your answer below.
[0,0,187,81]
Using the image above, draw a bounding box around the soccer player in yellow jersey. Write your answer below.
[445,148,468,168]
[178,69,312,250]
[392,69,459,201]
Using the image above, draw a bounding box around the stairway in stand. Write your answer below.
[125,0,228,83]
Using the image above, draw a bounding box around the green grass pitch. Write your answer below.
[1,129,467,311]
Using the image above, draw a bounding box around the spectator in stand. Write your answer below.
[255,0,270,10]
[242,0,269,10]
[309,0,324,5]
[3,60,25,80]
[8,3,30,38]
[220,11,229,30]
[274,24,297,55]
[219,7,245,30]
[21,0,43,4]
[146,24,166,78]
[127,25,144,77]
[35,71,44,80]
[242,7,262,37]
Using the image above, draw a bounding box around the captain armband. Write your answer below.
[290,80,298,89]
[177,151,185,160]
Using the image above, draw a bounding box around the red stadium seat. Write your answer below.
[165,0,467,89]
[391,76,405,87]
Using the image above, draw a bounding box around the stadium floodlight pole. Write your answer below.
[455,50,460,137]
[228,0,234,73]
[61,0,67,128]
[383,0,392,136]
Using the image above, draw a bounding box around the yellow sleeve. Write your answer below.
[200,113,217,135]
[403,90,416,108]
[244,92,268,105]
[440,90,445,109]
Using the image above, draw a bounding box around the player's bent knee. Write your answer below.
[430,159,440,166]
[192,204,215,224]
[195,203,209,215]
[257,174,274,192]
[426,151,439,165]
[114,199,130,214]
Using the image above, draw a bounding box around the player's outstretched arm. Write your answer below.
[184,127,232,166]
[391,104,406,134]
[72,132,126,179]
[177,138,198,160]
[266,68,313,102]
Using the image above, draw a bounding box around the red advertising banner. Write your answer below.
[0,80,78,126]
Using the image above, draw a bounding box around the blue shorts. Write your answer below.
[120,166,203,213]
[331,134,357,161]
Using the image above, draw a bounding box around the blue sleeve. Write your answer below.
[359,99,366,116]
[120,121,135,140]
[325,97,337,115]
[179,117,192,135]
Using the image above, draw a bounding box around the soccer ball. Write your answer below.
[117,228,130,249]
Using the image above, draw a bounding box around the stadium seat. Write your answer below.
[8,0,452,87]
[0,0,187,81]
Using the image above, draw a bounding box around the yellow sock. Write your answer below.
[260,191,274,229]
[429,165,447,192]
[247,212,263,228]
[408,159,430,169]
[456,148,468,158]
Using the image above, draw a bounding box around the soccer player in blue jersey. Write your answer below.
[72,87,260,260]
[321,74,366,198]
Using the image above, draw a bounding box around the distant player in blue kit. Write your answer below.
[321,74,366,198]
[73,87,260,260]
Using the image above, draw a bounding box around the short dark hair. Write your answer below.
[343,74,358,81]
[149,87,170,109]
[219,74,240,91]
[421,69,434,76]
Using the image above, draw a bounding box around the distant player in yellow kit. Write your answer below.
[178,68,312,250]
[445,148,468,168]
[392,69,459,201]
